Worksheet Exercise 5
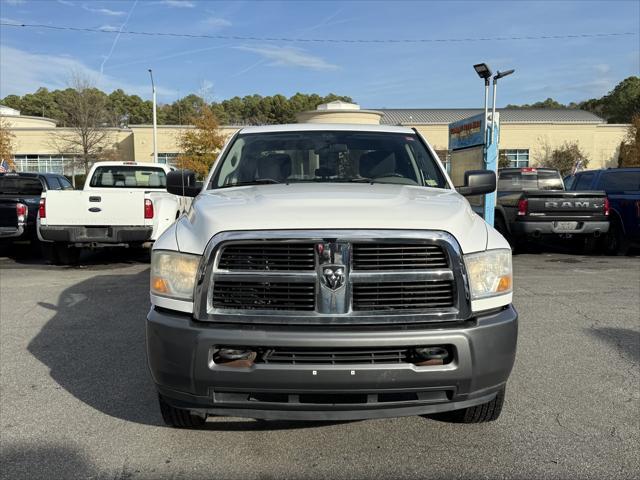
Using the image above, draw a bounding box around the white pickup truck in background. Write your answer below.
[38,161,186,264]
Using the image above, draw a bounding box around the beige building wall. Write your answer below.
[130,125,240,162]
[2,113,629,172]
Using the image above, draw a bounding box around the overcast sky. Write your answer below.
[1,0,638,108]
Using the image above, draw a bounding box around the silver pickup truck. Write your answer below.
[146,124,517,427]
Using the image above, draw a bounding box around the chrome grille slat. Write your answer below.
[352,243,448,270]
[218,243,315,271]
[353,280,455,311]
[212,281,315,311]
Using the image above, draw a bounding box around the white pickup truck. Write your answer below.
[38,161,185,264]
[146,124,518,427]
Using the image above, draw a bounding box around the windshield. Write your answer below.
[90,166,167,189]
[210,131,448,189]
[0,176,43,195]
[498,170,564,191]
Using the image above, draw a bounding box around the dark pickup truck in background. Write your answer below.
[495,167,609,251]
[565,168,640,255]
[0,172,73,245]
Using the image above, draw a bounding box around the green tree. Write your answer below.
[599,76,640,123]
[107,89,152,126]
[506,98,567,109]
[619,114,640,167]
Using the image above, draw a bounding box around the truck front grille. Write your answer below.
[211,281,316,311]
[352,243,448,270]
[218,243,315,271]
[202,231,465,324]
[352,280,455,311]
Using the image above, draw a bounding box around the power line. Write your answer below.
[1,22,637,44]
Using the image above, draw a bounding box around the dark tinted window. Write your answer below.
[58,176,74,190]
[212,131,448,189]
[47,177,61,190]
[498,170,563,191]
[90,166,166,188]
[601,171,640,193]
[0,176,43,195]
[574,172,595,190]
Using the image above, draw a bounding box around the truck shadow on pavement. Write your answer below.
[587,327,640,364]
[27,269,162,426]
[26,268,355,431]
[1,443,98,480]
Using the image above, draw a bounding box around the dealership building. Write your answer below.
[1,102,629,175]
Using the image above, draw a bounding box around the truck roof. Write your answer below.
[90,161,170,168]
[238,123,416,135]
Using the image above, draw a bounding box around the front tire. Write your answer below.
[443,387,505,423]
[158,394,206,428]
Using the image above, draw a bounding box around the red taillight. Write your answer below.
[604,197,610,216]
[16,203,27,223]
[517,198,528,216]
[144,198,154,219]
[38,198,46,219]
[521,167,537,173]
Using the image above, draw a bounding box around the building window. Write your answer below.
[502,149,529,168]
[157,152,179,166]
[13,154,76,175]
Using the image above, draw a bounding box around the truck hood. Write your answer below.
[174,183,488,254]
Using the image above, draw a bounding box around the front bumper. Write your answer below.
[512,220,609,236]
[146,305,518,420]
[39,225,152,244]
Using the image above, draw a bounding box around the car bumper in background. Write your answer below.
[512,220,609,236]
[39,225,152,244]
[0,225,25,239]
[146,305,518,420]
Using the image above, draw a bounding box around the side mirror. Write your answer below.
[167,169,201,197]
[456,170,496,197]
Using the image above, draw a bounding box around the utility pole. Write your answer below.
[148,69,158,163]
[491,69,515,145]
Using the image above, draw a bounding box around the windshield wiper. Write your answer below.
[219,179,282,189]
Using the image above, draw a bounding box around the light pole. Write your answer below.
[473,63,492,144]
[148,69,158,163]
[490,69,515,144]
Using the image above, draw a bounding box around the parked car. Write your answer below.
[0,172,73,246]
[565,168,640,255]
[495,167,609,251]
[146,124,517,428]
[38,161,186,264]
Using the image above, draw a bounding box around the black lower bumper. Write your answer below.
[146,305,518,420]
[512,220,609,236]
[0,225,25,239]
[39,225,152,244]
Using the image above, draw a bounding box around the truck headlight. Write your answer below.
[151,251,201,301]
[463,249,512,300]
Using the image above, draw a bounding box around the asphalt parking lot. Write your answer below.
[1,246,639,480]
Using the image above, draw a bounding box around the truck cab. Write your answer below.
[146,124,517,427]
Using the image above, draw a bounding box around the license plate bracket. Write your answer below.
[554,221,579,232]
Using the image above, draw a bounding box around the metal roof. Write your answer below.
[378,108,605,125]
[239,123,414,134]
